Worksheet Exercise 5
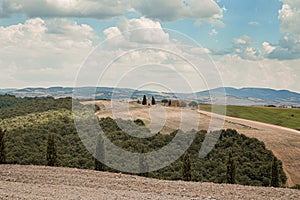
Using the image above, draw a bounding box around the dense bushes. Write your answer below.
[0,95,72,119]
[88,118,286,186]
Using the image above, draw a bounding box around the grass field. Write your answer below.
[199,104,300,130]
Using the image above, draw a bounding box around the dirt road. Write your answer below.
[0,165,299,200]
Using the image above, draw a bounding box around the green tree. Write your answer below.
[151,96,156,105]
[189,101,198,108]
[179,101,187,108]
[134,119,145,126]
[226,151,236,184]
[168,100,172,107]
[270,157,280,187]
[182,152,191,181]
[161,99,168,106]
[0,128,6,164]
[139,147,149,177]
[95,135,105,171]
[94,104,100,112]
[142,95,147,105]
[46,133,57,166]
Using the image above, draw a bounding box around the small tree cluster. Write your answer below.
[134,119,145,126]
[141,95,156,106]
[189,101,198,108]
[161,99,168,106]
[179,101,187,108]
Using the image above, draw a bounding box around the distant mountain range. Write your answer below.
[1,86,300,106]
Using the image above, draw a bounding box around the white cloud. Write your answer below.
[187,47,211,55]
[1,16,217,90]
[103,17,170,45]
[209,29,218,36]
[0,18,98,87]
[217,55,300,92]
[72,17,223,92]
[279,1,300,36]
[0,0,131,19]
[267,35,300,60]
[245,47,260,60]
[229,35,262,60]
[233,35,252,45]
[248,21,260,26]
[0,0,224,24]
[132,0,222,22]
[263,0,300,60]
[262,42,276,54]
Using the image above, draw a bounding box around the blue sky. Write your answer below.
[0,0,300,92]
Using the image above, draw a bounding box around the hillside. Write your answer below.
[0,108,286,186]
[93,100,300,186]
[2,86,300,106]
[199,87,300,105]
[0,165,299,200]
[199,104,300,130]
[0,96,288,187]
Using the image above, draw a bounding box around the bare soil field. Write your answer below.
[87,100,300,186]
[0,165,299,200]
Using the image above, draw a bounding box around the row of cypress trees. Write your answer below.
[141,95,156,106]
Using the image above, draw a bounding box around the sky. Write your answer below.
[0,0,300,93]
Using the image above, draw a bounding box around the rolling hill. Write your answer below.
[0,96,288,187]
[1,86,300,106]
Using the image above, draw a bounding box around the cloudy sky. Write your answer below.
[0,0,300,92]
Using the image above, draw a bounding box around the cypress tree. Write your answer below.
[0,128,6,164]
[151,96,156,105]
[139,147,149,177]
[142,95,147,105]
[226,151,236,184]
[182,152,191,181]
[270,157,280,187]
[46,133,57,166]
[95,135,105,171]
